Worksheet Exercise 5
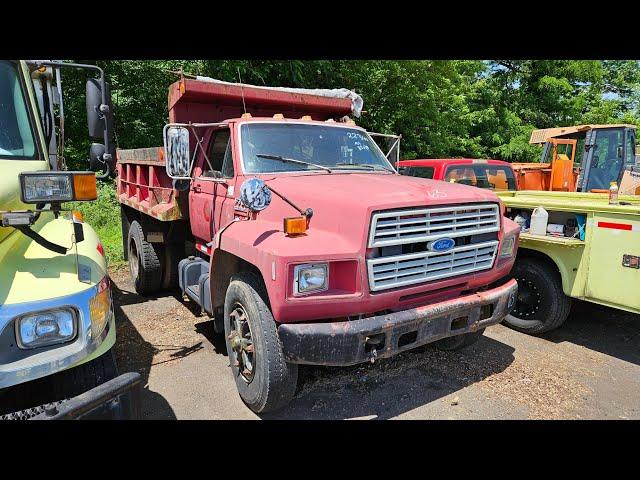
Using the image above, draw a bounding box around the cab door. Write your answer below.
[189,126,233,245]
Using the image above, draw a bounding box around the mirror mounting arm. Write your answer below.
[27,61,112,160]
[265,184,313,219]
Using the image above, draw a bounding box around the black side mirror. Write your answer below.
[89,143,113,179]
[89,143,106,171]
[86,78,104,139]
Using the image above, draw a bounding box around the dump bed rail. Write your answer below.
[116,147,184,221]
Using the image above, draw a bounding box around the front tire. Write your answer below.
[223,272,298,413]
[502,257,571,335]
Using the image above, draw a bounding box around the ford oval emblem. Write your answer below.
[428,238,456,252]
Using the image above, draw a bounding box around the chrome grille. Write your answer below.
[367,241,499,292]
[366,203,501,292]
[368,203,500,248]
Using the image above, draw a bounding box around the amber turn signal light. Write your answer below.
[283,216,308,236]
[73,173,98,201]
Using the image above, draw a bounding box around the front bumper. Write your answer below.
[1,372,142,420]
[278,278,517,366]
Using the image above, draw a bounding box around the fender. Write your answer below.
[516,242,587,298]
[209,216,363,321]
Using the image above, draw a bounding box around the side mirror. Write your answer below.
[239,178,272,212]
[86,78,110,140]
[89,143,111,179]
[89,143,106,172]
[164,126,191,179]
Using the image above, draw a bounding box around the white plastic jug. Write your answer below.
[530,206,549,236]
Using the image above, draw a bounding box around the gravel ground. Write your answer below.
[110,266,640,420]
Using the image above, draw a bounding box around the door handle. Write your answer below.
[193,185,202,193]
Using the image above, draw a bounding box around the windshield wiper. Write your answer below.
[334,163,396,174]
[256,154,332,173]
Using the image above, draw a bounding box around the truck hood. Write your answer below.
[245,172,502,254]
[0,215,107,306]
[263,172,499,212]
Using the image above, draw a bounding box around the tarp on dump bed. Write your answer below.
[168,76,362,125]
[194,76,363,117]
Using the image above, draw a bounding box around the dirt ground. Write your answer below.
[110,266,640,420]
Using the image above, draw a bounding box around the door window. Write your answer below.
[203,129,231,177]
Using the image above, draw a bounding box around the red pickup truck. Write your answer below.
[398,158,518,191]
[116,78,520,413]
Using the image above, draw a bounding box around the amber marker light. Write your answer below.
[72,172,98,201]
[283,216,308,236]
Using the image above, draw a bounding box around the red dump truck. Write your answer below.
[116,77,520,413]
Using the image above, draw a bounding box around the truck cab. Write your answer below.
[512,124,637,194]
[117,77,520,413]
[0,60,138,419]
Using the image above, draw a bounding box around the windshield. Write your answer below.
[585,128,625,191]
[444,164,517,190]
[240,123,395,174]
[0,61,37,159]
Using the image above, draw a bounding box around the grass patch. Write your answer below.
[67,181,124,266]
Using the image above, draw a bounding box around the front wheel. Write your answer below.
[502,257,571,335]
[223,272,298,413]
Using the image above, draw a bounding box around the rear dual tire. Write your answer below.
[128,221,162,295]
[127,221,180,294]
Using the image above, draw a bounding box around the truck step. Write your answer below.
[178,257,213,315]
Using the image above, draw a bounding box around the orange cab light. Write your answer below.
[283,216,308,236]
[300,115,312,121]
[273,113,284,119]
[73,173,98,201]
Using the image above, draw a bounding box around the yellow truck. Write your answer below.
[498,190,640,335]
[0,60,140,419]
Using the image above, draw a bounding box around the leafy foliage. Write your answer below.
[59,59,640,263]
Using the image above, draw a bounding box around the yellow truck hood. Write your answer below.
[0,214,107,306]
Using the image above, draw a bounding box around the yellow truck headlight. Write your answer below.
[89,276,112,339]
[19,171,97,203]
[294,263,328,295]
[16,308,77,349]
